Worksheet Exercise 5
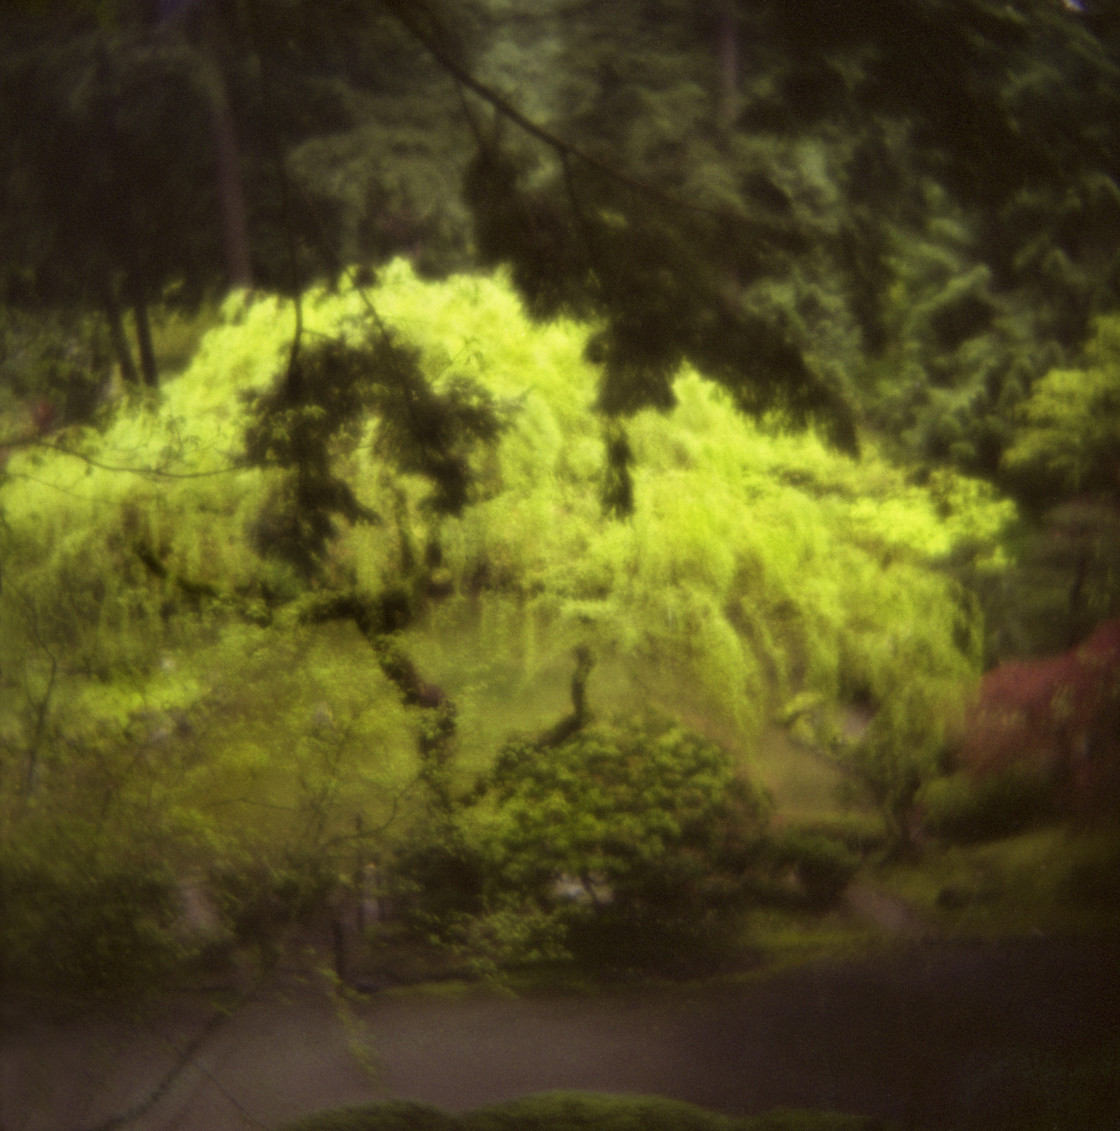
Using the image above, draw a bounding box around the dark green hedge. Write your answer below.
[279,1093,899,1131]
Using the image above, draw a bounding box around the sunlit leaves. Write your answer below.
[481,714,767,903]
[0,262,1020,967]
[1003,315,1120,499]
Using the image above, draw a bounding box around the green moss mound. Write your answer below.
[280,1101,457,1131]
[279,1093,898,1131]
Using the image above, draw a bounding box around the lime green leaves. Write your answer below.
[1004,315,1120,499]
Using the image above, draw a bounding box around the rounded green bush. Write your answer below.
[765,828,861,907]
[919,768,1057,843]
[278,1094,900,1131]
[280,1101,457,1131]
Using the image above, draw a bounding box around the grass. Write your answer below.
[278,1093,901,1131]
[745,907,881,973]
[750,727,851,819]
[874,823,1120,938]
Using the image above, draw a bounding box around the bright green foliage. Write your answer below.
[840,679,966,850]
[4,256,1010,770]
[479,714,767,899]
[996,315,1120,645]
[0,262,1017,987]
[1003,315,1120,500]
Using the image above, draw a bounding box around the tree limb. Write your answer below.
[377,0,762,224]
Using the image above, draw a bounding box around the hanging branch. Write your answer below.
[377,0,858,455]
[377,0,756,225]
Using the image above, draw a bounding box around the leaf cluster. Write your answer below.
[243,318,506,575]
[1002,314,1120,503]
[479,714,769,919]
[463,146,857,450]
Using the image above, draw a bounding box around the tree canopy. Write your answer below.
[6,0,1118,459]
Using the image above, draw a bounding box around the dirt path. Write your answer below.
[4,934,1119,1131]
[843,881,932,940]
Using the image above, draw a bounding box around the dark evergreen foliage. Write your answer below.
[463,142,858,450]
[5,0,1119,478]
[0,21,223,383]
[244,323,505,575]
[244,336,383,575]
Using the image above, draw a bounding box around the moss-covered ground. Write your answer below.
[279,1094,898,1131]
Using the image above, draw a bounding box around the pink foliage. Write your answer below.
[961,618,1120,813]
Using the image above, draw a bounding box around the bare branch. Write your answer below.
[377,0,748,223]
[74,978,268,1131]
[33,439,253,479]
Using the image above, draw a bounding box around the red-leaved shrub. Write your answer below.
[960,619,1120,814]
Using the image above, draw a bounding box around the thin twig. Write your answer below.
[380,0,756,223]
[33,440,253,478]
[74,979,265,1131]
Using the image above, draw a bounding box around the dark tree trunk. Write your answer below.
[128,278,159,387]
[212,97,253,289]
[194,1,253,289]
[23,654,57,801]
[102,273,139,385]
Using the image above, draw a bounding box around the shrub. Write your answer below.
[766,829,861,907]
[209,849,339,965]
[385,830,486,939]
[920,768,1058,843]
[280,1101,456,1131]
[958,617,1120,815]
[1058,832,1120,910]
[795,815,888,855]
[475,714,769,973]
[277,1094,901,1131]
[463,1092,741,1131]
[0,840,184,997]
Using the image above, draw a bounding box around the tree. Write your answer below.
[379,0,1120,494]
[957,617,1120,817]
[8,0,1119,466]
[7,0,1120,1008]
[1003,315,1120,504]
[0,18,225,385]
[1000,314,1120,644]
